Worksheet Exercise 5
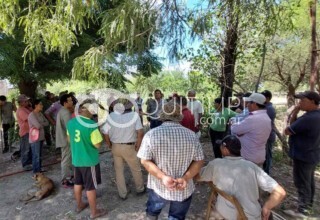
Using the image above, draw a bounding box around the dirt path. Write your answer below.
[0,138,319,219]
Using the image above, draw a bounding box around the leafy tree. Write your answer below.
[187,0,295,102]
[0,0,162,97]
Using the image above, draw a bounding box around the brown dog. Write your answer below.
[20,173,54,203]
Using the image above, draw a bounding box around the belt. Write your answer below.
[115,142,135,145]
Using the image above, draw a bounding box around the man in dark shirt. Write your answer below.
[261,90,276,174]
[284,91,320,218]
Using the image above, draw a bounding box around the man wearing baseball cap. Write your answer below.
[231,93,271,166]
[197,135,286,220]
[284,91,320,218]
[16,94,33,171]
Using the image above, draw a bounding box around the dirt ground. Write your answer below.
[0,137,319,220]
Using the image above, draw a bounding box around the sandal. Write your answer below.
[89,209,107,219]
[75,203,88,214]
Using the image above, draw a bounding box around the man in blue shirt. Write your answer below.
[261,90,276,174]
[284,91,320,218]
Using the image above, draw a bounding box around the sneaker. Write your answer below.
[62,179,74,189]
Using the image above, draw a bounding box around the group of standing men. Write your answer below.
[0,88,319,219]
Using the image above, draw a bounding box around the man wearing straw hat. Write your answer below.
[138,101,204,219]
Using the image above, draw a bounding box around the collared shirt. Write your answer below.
[199,156,278,220]
[16,106,32,137]
[0,102,15,124]
[45,101,62,120]
[187,100,204,126]
[102,111,142,143]
[231,110,271,164]
[147,98,164,119]
[288,109,320,164]
[137,122,204,201]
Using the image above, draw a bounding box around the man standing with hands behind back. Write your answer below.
[138,101,204,220]
[284,91,320,218]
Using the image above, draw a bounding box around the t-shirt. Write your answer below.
[199,157,278,220]
[101,111,143,143]
[56,107,71,148]
[288,109,320,164]
[67,116,103,167]
[0,102,15,124]
[28,111,49,143]
[187,100,204,126]
[180,108,196,132]
[210,108,237,132]
[16,106,32,137]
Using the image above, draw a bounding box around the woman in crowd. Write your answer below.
[28,99,49,174]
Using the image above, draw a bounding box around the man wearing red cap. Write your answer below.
[284,91,320,218]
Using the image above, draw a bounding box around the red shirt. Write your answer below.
[180,108,196,132]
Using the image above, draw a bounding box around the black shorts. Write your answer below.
[74,163,101,191]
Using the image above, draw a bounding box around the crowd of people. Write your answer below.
[0,88,319,219]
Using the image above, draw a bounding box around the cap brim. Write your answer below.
[243,97,252,102]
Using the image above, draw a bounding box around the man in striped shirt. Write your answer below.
[138,101,204,219]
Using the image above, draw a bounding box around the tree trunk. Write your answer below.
[221,0,239,106]
[287,84,295,108]
[310,0,318,91]
[255,42,266,92]
[17,79,38,99]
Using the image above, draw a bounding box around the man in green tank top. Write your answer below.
[67,100,107,219]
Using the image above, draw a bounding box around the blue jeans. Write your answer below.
[263,138,275,174]
[146,189,192,220]
[20,133,32,167]
[31,141,43,173]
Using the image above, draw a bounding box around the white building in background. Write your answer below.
[0,80,8,96]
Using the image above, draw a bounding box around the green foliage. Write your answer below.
[0,0,19,35]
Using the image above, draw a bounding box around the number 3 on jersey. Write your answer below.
[74,130,81,142]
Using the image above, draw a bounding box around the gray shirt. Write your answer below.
[28,111,49,143]
[0,102,15,124]
[56,107,71,148]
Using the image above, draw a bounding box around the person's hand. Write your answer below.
[261,207,271,220]
[161,175,177,190]
[175,178,187,190]
[135,144,140,151]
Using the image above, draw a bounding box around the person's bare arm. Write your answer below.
[284,106,300,136]
[45,113,56,125]
[141,159,177,190]
[135,129,144,151]
[261,185,286,220]
[103,134,112,149]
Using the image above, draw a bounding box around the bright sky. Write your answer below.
[153,0,206,73]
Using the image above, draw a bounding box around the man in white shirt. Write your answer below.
[187,90,204,136]
[197,135,286,220]
[102,99,145,200]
